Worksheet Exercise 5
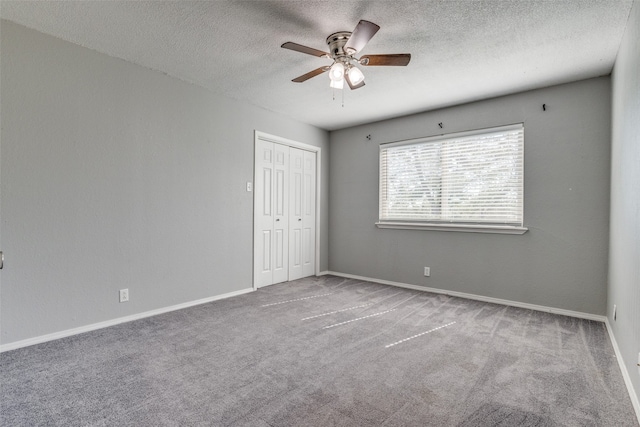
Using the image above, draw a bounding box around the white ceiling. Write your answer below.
[0,1,633,131]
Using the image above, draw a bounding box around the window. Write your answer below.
[377,124,527,234]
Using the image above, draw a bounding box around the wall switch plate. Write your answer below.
[119,289,129,303]
[613,304,617,321]
[246,182,252,192]
[424,267,430,277]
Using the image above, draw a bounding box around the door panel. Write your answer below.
[254,140,275,287]
[303,228,311,264]
[271,143,289,285]
[288,148,304,280]
[275,229,284,269]
[262,168,271,216]
[262,231,271,272]
[289,148,316,280]
[302,150,316,277]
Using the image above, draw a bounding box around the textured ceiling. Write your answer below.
[0,1,633,131]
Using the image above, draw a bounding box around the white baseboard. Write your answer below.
[324,271,606,322]
[605,319,640,424]
[0,287,254,353]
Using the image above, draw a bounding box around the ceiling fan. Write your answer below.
[281,20,411,90]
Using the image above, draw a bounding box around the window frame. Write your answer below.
[376,124,528,235]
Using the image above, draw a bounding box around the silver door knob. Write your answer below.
[298,218,302,221]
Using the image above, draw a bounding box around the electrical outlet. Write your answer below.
[424,267,431,277]
[246,182,252,192]
[119,289,129,303]
[613,304,617,321]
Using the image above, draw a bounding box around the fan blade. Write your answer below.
[281,42,328,58]
[292,66,329,83]
[344,20,380,54]
[345,73,365,90]
[360,54,411,66]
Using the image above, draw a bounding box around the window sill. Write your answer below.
[375,221,528,235]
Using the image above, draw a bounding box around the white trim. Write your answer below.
[253,131,322,290]
[605,319,640,423]
[256,131,321,153]
[375,221,528,234]
[0,287,254,353]
[317,270,331,276]
[325,271,606,322]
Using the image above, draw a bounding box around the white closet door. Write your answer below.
[289,148,304,281]
[301,150,316,277]
[254,140,289,288]
[272,144,290,285]
[254,134,316,288]
[289,148,316,280]
[254,140,275,287]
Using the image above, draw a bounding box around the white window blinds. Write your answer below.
[379,124,524,227]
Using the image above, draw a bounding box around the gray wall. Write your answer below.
[0,21,329,345]
[329,77,611,315]
[609,0,640,408]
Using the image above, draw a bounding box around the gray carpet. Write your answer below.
[1,275,637,426]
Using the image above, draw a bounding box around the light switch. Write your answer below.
[246,182,252,192]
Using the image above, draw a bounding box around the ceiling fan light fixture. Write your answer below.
[329,78,344,89]
[329,62,345,82]
[348,66,365,85]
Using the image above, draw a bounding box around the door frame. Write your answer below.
[253,131,322,290]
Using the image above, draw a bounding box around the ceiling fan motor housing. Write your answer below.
[326,31,353,61]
